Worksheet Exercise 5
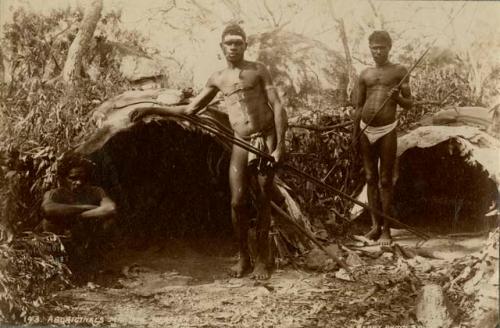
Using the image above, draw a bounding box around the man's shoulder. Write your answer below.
[84,185,108,197]
[391,62,406,68]
[359,67,374,78]
[244,60,267,72]
[43,187,71,202]
[208,69,224,83]
[391,63,408,73]
[44,187,67,198]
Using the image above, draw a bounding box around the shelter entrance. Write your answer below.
[394,139,498,233]
[89,120,233,244]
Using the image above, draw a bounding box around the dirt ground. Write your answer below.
[37,230,488,328]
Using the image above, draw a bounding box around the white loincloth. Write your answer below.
[360,120,397,144]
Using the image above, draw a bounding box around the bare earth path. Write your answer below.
[40,232,487,328]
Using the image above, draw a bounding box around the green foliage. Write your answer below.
[0,232,71,323]
[281,42,491,234]
[0,7,144,322]
[2,8,80,82]
[0,7,133,232]
[282,107,364,233]
[249,29,349,114]
[399,62,484,131]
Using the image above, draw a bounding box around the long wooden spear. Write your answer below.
[322,3,468,182]
[132,107,431,240]
[270,202,351,273]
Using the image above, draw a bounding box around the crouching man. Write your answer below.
[40,153,116,259]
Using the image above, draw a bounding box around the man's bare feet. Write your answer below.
[230,257,252,278]
[378,230,392,246]
[250,260,270,280]
[364,226,382,241]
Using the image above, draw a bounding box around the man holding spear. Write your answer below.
[130,24,287,280]
[127,26,428,277]
[353,31,413,245]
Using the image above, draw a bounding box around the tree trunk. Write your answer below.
[336,18,357,104]
[61,0,103,86]
[0,46,5,84]
[328,1,357,104]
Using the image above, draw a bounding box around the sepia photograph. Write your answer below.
[0,0,498,327]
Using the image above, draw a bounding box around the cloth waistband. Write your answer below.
[360,120,397,144]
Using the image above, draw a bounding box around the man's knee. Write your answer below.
[41,219,53,231]
[380,175,392,189]
[257,174,274,195]
[101,217,115,233]
[365,171,378,186]
[40,218,64,234]
[231,196,247,212]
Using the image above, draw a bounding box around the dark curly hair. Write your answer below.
[368,30,392,47]
[221,23,246,42]
[56,152,95,180]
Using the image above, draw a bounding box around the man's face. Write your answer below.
[64,167,88,192]
[369,42,391,65]
[220,34,246,63]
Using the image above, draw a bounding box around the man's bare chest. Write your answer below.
[216,69,262,95]
[364,67,402,87]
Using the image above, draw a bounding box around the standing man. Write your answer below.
[353,31,412,245]
[130,24,287,280]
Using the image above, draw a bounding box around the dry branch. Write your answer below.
[289,121,352,132]
[271,202,351,274]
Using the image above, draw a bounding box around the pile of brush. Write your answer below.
[0,232,71,323]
